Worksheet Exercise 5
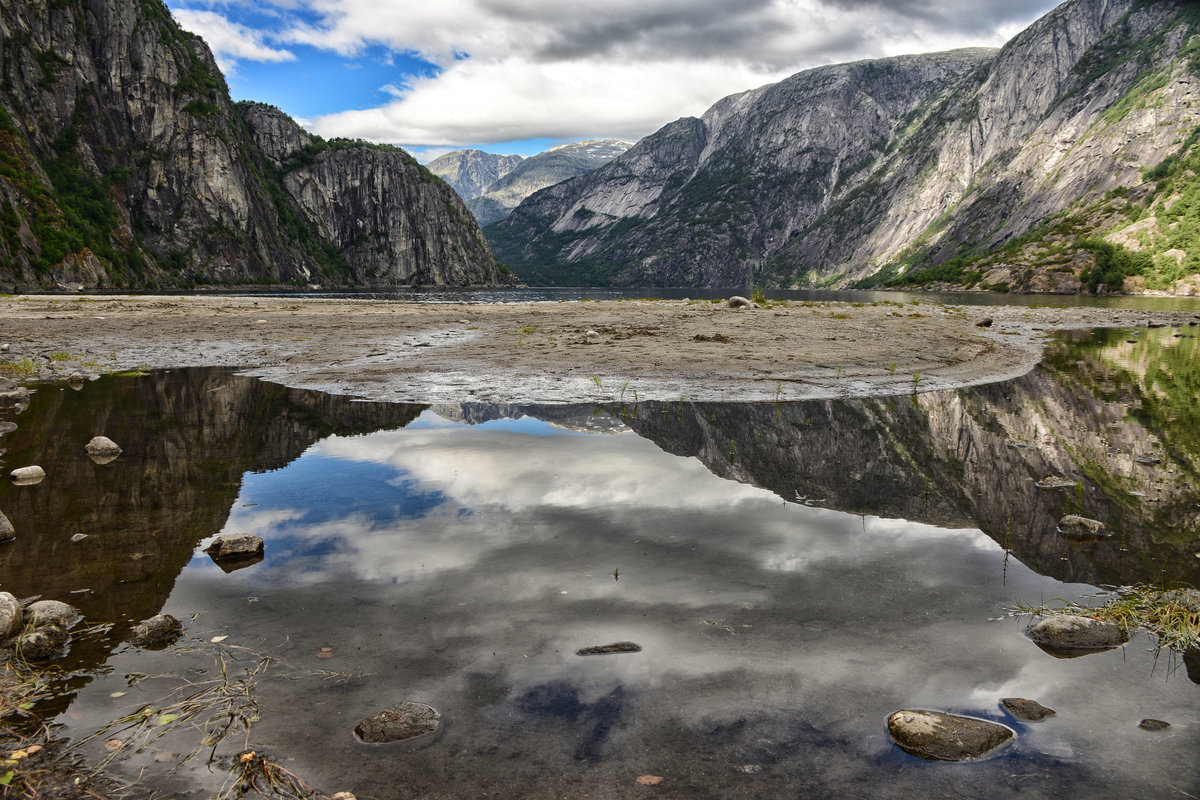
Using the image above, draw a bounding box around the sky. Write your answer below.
[166,0,1061,161]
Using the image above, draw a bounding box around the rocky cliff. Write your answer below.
[0,0,504,290]
[466,139,632,226]
[427,149,525,203]
[490,0,1200,291]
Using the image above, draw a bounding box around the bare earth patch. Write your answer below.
[0,295,1195,402]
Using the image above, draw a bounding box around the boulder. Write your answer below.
[975,317,993,328]
[130,614,184,648]
[1026,615,1128,657]
[1057,515,1111,542]
[886,710,1014,761]
[0,510,13,543]
[85,436,122,464]
[1000,698,1056,722]
[727,296,756,309]
[0,382,30,408]
[584,330,601,344]
[17,626,69,661]
[25,600,82,630]
[0,421,16,435]
[355,702,441,743]
[11,465,45,485]
[0,591,22,639]
[68,372,85,390]
[204,534,265,562]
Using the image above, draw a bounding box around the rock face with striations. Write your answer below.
[490,0,1199,289]
[427,149,526,203]
[0,0,504,290]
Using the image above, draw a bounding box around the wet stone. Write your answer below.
[1057,515,1111,542]
[0,421,16,435]
[0,510,13,543]
[1026,615,1128,656]
[25,599,82,630]
[205,534,264,561]
[1001,697,1056,722]
[130,614,184,648]
[975,317,993,327]
[17,625,69,661]
[886,710,1014,762]
[1139,719,1170,731]
[11,465,45,485]
[577,642,642,656]
[0,382,29,408]
[354,702,441,743]
[85,436,122,464]
[0,591,22,639]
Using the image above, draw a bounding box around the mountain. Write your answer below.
[489,0,1200,293]
[466,139,632,226]
[0,0,504,290]
[427,149,525,202]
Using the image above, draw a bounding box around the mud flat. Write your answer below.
[0,295,1195,402]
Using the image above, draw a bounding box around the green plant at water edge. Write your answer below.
[1017,584,1200,656]
[0,359,38,377]
[751,287,768,306]
[47,351,74,362]
[590,375,603,389]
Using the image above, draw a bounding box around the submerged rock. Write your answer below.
[0,382,29,408]
[0,421,16,435]
[354,702,441,743]
[727,296,756,309]
[886,710,1014,761]
[85,436,122,464]
[0,591,22,639]
[1000,697,1056,722]
[205,534,265,562]
[576,642,642,656]
[25,599,82,630]
[17,626,69,661]
[1026,615,1128,657]
[0,510,13,543]
[1057,515,1111,542]
[11,465,45,485]
[130,614,184,648]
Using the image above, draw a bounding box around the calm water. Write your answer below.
[0,328,1197,799]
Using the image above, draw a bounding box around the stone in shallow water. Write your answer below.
[1057,515,1111,541]
[85,436,122,464]
[1025,615,1128,657]
[130,614,184,648]
[0,510,13,543]
[887,710,1014,761]
[204,534,265,561]
[355,702,441,743]
[1000,697,1056,722]
[17,626,69,661]
[11,465,45,485]
[0,591,22,639]
[1139,719,1170,731]
[25,599,82,630]
[576,642,642,656]
[0,421,16,435]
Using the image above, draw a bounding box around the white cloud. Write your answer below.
[172,8,296,72]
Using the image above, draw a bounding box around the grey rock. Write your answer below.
[976,318,994,328]
[17,625,69,661]
[1135,455,1161,465]
[85,436,123,463]
[1000,697,1056,722]
[887,710,1014,761]
[129,614,183,648]
[491,1,1195,291]
[585,330,602,344]
[0,421,16,435]
[727,296,756,309]
[0,510,13,543]
[0,385,30,408]
[1139,718,1170,730]
[25,600,82,630]
[11,466,45,485]
[354,702,441,743]
[1057,515,1111,541]
[68,372,85,389]
[427,149,525,201]
[0,592,22,639]
[204,534,265,561]
[1026,615,1128,656]
[576,642,642,656]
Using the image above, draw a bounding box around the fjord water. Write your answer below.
[0,328,1197,799]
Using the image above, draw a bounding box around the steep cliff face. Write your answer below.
[0,0,503,290]
[491,0,1200,290]
[242,104,506,286]
[466,139,632,226]
[427,149,525,202]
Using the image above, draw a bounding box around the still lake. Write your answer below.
[0,326,1197,798]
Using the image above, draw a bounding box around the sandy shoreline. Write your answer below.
[0,294,1197,403]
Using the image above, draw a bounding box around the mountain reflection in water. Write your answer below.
[0,327,1196,799]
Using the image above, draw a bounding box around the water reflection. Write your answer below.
[0,328,1196,799]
